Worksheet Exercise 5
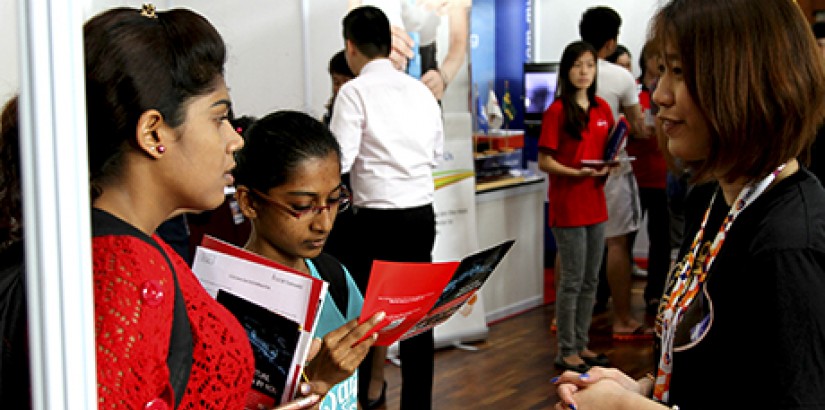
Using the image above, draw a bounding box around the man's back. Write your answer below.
[330,58,444,209]
[597,59,637,122]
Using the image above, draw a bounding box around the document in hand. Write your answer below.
[359,239,516,346]
[580,117,634,166]
[191,235,328,409]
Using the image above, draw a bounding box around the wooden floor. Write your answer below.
[378,278,655,410]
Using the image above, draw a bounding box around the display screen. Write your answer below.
[523,63,559,125]
[524,71,558,115]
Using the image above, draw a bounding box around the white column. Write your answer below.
[17,0,96,408]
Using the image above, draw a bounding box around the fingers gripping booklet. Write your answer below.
[358,239,516,346]
[191,236,328,409]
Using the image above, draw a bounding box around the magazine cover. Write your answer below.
[217,290,301,408]
[192,235,328,407]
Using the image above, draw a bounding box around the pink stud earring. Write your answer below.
[156,144,166,153]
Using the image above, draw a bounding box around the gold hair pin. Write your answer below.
[140,3,157,19]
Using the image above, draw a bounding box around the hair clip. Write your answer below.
[140,3,157,19]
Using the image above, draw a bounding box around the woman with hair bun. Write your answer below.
[85,6,382,409]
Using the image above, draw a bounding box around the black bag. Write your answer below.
[312,253,349,314]
[0,241,30,408]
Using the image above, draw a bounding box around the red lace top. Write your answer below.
[93,232,254,409]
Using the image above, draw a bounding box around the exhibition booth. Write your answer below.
[0,0,666,407]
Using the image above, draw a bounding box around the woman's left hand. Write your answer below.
[303,312,385,395]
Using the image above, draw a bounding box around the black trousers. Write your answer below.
[638,187,670,304]
[347,204,437,410]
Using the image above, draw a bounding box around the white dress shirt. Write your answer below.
[330,58,444,209]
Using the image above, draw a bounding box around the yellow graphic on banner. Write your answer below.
[433,169,475,190]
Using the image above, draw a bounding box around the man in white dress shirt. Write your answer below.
[329,6,444,410]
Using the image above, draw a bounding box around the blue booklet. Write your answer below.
[580,117,635,166]
[604,117,629,161]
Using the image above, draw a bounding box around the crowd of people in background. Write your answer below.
[2,1,825,409]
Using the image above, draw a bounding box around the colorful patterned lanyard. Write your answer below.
[652,163,786,403]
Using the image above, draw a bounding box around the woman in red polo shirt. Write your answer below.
[538,40,613,373]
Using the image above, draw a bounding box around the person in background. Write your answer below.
[0,95,30,409]
[554,0,825,408]
[579,6,651,341]
[323,50,355,126]
[184,112,257,255]
[538,40,612,373]
[233,110,381,410]
[85,6,381,409]
[596,43,644,316]
[607,44,632,72]
[322,50,357,270]
[625,40,671,316]
[329,6,443,409]
[348,0,471,101]
[813,21,825,57]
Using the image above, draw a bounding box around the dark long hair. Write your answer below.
[0,95,21,248]
[233,110,342,192]
[83,7,227,195]
[556,41,599,140]
[637,40,658,91]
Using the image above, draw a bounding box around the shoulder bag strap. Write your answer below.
[311,252,349,314]
[92,210,193,409]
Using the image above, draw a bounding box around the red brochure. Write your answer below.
[358,240,515,346]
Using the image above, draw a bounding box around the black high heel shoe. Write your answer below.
[554,358,591,373]
[366,381,387,409]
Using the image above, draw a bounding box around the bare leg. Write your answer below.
[606,233,642,332]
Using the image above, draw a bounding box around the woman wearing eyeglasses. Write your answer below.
[233,110,373,409]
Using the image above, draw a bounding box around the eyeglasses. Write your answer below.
[250,185,351,219]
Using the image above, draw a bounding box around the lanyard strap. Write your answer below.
[653,163,786,402]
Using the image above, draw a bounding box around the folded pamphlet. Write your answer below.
[358,239,516,346]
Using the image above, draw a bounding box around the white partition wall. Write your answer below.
[17,0,96,408]
[532,0,663,73]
